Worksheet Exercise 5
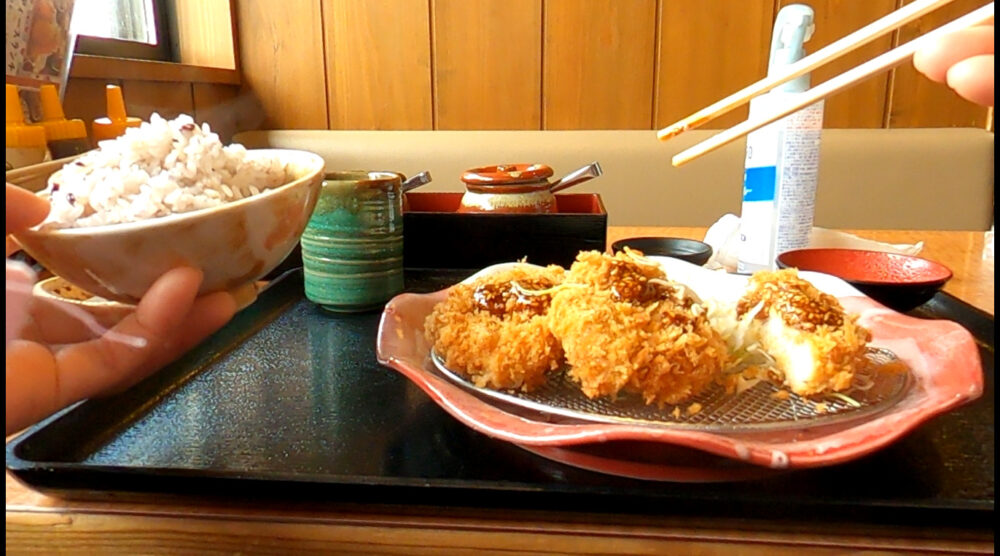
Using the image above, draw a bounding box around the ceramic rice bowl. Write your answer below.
[13,149,325,303]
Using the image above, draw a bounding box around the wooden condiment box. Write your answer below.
[402,192,607,269]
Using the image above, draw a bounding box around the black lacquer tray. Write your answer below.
[6,268,994,533]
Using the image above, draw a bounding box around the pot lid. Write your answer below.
[461,163,553,186]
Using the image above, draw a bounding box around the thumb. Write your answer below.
[6,184,50,236]
[6,260,38,345]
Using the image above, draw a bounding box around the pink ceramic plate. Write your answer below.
[375,259,984,478]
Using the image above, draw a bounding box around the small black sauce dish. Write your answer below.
[610,237,713,266]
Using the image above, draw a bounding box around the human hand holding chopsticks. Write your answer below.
[660,1,994,167]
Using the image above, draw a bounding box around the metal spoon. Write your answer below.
[401,171,433,193]
[549,162,602,193]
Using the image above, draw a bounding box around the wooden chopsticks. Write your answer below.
[656,0,959,142]
[660,0,994,168]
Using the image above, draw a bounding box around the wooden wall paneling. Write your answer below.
[778,0,896,128]
[322,0,433,130]
[171,0,238,69]
[543,0,657,130]
[63,78,121,139]
[432,0,543,130]
[192,83,243,142]
[655,0,775,130]
[121,80,195,121]
[235,0,328,130]
[887,0,991,128]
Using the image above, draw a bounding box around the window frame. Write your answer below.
[73,0,175,62]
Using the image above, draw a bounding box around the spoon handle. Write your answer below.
[402,171,433,193]
[549,162,602,193]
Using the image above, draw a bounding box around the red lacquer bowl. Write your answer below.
[777,248,952,312]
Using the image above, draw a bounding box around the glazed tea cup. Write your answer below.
[301,171,405,312]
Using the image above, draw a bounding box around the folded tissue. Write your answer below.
[703,214,924,272]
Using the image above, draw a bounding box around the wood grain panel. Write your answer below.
[121,80,195,122]
[432,0,542,130]
[655,0,774,130]
[227,0,991,131]
[887,0,991,128]
[62,78,121,140]
[778,0,896,128]
[12,513,989,556]
[172,0,237,69]
[322,0,432,130]
[235,0,328,129]
[543,0,656,129]
[6,458,997,555]
[192,83,242,142]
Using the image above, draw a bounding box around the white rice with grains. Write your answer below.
[39,113,287,229]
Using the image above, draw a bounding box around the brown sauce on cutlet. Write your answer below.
[737,278,844,330]
[474,278,553,317]
[607,260,676,304]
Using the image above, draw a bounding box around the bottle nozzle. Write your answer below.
[777,11,815,48]
[5,84,47,149]
[38,83,88,146]
[768,4,816,92]
[39,84,67,121]
[106,84,128,122]
[92,84,142,142]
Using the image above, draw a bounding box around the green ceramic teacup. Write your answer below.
[301,171,404,312]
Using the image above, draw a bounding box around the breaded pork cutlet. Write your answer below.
[548,250,729,406]
[736,269,872,396]
[424,264,565,391]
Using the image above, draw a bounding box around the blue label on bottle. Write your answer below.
[742,166,777,202]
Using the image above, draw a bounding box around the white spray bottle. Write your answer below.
[737,4,824,273]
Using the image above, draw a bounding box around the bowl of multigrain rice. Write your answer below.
[12,114,325,304]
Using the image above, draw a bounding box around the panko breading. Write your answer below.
[424,264,565,391]
[736,269,872,396]
[547,251,729,406]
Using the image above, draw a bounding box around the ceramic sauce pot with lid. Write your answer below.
[457,162,602,214]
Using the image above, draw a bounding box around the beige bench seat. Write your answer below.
[236,129,994,230]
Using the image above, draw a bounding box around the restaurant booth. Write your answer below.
[6,1,994,554]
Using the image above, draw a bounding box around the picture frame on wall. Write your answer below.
[6,0,78,121]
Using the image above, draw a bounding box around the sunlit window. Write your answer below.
[71,0,158,44]
[70,0,172,61]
